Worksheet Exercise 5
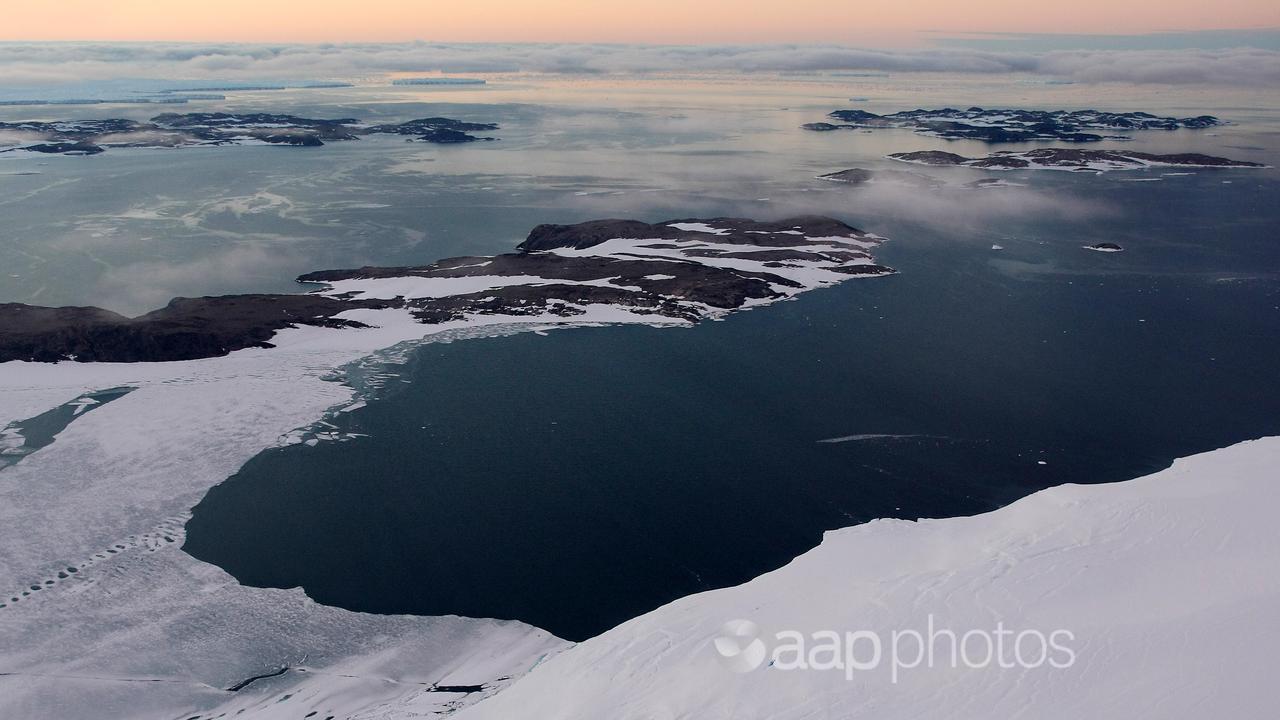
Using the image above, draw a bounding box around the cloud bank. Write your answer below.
[0,42,1276,88]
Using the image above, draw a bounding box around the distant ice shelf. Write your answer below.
[0,81,352,106]
[392,77,487,85]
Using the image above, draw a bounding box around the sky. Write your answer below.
[3,0,1277,44]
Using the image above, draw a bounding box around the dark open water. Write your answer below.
[185,171,1280,640]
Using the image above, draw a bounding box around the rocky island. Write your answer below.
[1085,242,1125,252]
[0,113,500,155]
[816,167,941,188]
[0,216,892,363]
[886,148,1265,171]
[803,107,1222,142]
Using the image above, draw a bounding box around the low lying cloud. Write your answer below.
[1035,48,1280,86]
[0,42,1276,89]
[558,176,1115,237]
[96,244,304,315]
[835,181,1117,232]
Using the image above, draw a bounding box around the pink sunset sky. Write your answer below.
[3,0,1277,44]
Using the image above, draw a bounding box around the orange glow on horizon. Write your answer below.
[2,0,1277,44]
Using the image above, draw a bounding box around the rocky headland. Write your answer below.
[1,216,893,363]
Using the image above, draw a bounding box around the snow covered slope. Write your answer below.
[456,437,1280,720]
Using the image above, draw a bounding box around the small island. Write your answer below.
[804,107,1222,142]
[0,216,893,363]
[886,148,1265,171]
[0,113,500,155]
[816,167,940,188]
[1084,243,1125,253]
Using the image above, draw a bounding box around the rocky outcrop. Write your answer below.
[17,142,104,155]
[816,167,942,188]
[1084,242,1125,252]
[366,117,500,144]
[0,296,388,363]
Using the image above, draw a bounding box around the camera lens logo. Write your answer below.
[713,619,767,673]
